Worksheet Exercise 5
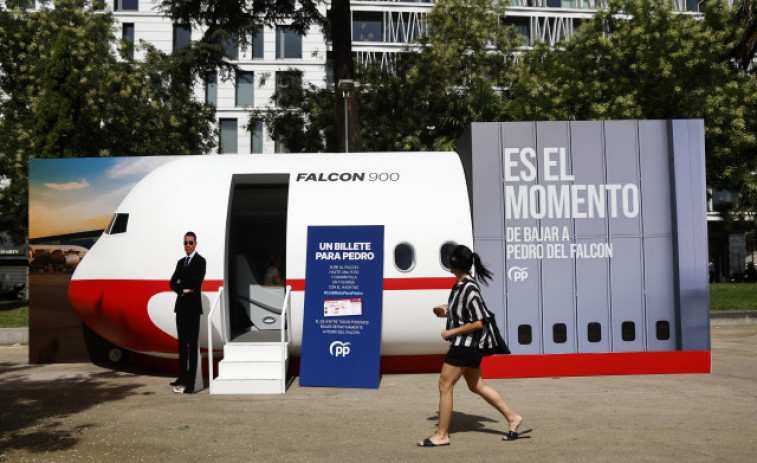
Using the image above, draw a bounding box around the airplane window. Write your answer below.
[440,242,457,270]
[394,242,415,272]
[106,213,129,234]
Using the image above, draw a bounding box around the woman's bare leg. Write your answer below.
[419,362,464,445]
[463,368,523,434]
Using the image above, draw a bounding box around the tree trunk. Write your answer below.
[329,0,362,152]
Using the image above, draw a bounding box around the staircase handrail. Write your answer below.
[207,286,225,395]
[280,285,292,393]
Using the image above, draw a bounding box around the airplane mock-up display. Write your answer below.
[30,120,710,381]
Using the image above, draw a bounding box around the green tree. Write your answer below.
[0,0,216,244]
[731,0,757,70]
[256,0,520,152]
[157,0,367,152]
[511,0,757,190]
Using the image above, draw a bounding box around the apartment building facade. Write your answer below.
[28,0,709,153]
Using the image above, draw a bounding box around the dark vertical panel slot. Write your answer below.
[518,325,532,345]
[587,322,602,343]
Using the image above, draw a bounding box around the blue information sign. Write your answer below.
[299,225,384,388]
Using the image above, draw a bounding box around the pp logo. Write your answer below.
[329,341,352,358]
[507,266,529,282]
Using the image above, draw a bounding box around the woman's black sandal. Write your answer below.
[503,428,532,441]
[417,437,450,447]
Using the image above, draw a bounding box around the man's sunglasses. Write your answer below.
[184,241,194,245]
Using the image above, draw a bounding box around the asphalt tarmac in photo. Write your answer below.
[1,322,755,462]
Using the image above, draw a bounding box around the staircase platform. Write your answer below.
[211,329,289,395]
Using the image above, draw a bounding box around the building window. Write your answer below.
[276,26,302,59]
[325,53,334,85]
[236,71,255,106]
[173,24,191,51]
[275,71,302,106]
[505,18,530,47]
[224,34,239,60]
[250,120,263,153]
[205,73,217,106]
[122,23,134,59]
[275,138,289,153]
[252,29,264,59]
[353,12,383,42]
[114,0,138,11]
[388,12,421,43]
[219,119,238,154]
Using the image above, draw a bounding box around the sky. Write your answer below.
[29,156,178,239]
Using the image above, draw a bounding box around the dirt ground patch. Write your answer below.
[1,323,756,462]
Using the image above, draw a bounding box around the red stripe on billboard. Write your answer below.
[285,351,712,375]
[481,350,711,378]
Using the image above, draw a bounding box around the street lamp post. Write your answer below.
[337,79,358,153]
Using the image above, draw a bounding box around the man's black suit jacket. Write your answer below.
[170,253,206,316]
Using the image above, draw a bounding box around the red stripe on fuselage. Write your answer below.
[68,279,223,355]
[68,277,449,356]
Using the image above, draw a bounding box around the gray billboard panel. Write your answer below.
[609,238,645,352]
[457,120,709,356]
[572,122,608,239]
[670,120,710,351]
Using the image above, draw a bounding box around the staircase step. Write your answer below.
[218,360,284,380]
[223,343,288,362]
[211,378,283,395]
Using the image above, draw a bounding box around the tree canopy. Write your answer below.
[0,0,216,244]
[510,0,757,190]
[255,0,521,152]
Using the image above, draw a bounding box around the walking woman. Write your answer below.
[417,245,529,447]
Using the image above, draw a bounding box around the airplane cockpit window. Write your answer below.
[106,213,129,235]
[440,242,457,270]
[394,242,415,272]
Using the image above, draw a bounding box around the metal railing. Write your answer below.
[279,285,292,394]
[207,286,225,395]
[207,285,292,394]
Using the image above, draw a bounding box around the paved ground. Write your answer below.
[1,322,756,462]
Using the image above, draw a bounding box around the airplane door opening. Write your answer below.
[225,174,289,340]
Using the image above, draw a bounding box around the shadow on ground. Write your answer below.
[426,410,503,436]
[0,368,148,454]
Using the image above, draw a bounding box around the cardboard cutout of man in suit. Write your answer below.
[169,231,206,394]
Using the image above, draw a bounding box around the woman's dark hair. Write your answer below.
[448,245,493,285]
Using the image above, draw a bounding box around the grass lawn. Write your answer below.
[0,300,28,328]
[0,285,752,328]
[709,283,757,311]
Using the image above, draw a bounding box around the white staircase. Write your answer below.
[211,331,289,394]
[207,286,292,395]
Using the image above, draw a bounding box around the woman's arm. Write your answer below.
[432,304,448,318]
[442,320,484,341]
